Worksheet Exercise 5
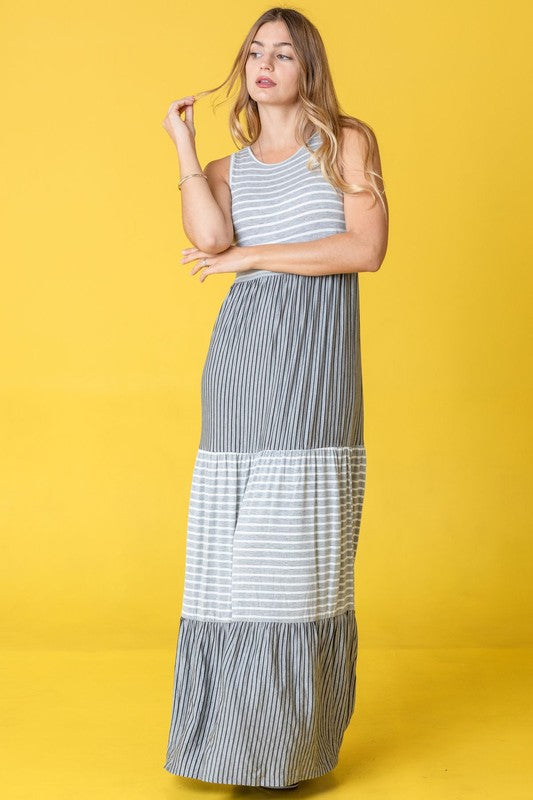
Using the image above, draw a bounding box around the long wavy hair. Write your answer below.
[194,6,387,217]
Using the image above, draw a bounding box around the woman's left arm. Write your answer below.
[247,126,389,276]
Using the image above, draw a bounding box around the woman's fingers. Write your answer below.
[173,96,195,114]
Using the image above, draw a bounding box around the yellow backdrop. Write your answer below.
[1,1,531,798]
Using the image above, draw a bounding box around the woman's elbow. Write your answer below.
[185,230,234,254]
[204,232,235,254]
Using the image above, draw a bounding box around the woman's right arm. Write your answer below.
[163,96,234,254]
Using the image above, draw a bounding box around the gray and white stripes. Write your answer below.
[200,271,364,452]
[230,130,346,281]
[164,129,367,787]
[181,445,366,622]
[165,609,357,786]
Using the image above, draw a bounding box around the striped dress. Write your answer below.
[164,129,367,787]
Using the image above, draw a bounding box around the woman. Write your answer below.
[161,6,388,790]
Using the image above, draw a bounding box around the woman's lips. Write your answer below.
[256,78,276,87]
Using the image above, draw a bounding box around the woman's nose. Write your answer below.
[259,55,274,69]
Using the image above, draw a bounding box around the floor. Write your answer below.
[2,646,531,799]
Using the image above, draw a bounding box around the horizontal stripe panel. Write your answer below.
[229,131,348,249]
[181,446,366,622]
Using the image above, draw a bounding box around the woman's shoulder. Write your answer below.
[203,152,234,188]
[204,144,249,188]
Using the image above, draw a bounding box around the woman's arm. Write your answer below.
[177,136,234,253]
[247,126,388,276]
[247,231,377,275]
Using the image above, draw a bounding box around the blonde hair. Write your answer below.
[194,7,387,218]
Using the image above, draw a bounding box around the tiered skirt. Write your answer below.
[164,269,367,787]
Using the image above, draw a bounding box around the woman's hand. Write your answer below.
[181,245,254,283]
[162,96,196,148]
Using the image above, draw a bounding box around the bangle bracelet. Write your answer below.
[178,172,208,190]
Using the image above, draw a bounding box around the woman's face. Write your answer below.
[245,20,301,107]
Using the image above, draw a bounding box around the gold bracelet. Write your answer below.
[178,172,208,190]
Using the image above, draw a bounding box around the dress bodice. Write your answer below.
[229,130,347,282]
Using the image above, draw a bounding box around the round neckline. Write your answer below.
[247,131,318,166]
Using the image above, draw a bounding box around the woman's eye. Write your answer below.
[249,51,292,60]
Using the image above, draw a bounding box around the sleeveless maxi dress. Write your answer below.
[164,130,367,787]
